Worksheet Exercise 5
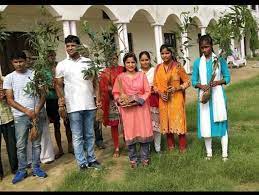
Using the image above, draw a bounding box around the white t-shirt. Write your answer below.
[55,56,96,113]
[3,69,40,117]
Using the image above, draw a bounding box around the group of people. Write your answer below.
[0,34,230,184]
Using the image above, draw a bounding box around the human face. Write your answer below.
[65,42,78,58]
[160,48,172,63]
[125,57,137,73]
[48,52,56,63]
[140,54,151,70]
[200,41,212,58]
[112,55,118,65]
[12,58,27,73]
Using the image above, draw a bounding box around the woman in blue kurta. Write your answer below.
[191,35,230,161]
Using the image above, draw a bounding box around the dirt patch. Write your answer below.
[1,61,259,191]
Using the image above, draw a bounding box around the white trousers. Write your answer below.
[204,131,228,158]
[27,113,55,164]
[153,131,161,152]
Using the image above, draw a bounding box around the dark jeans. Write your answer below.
[0,121,18,177]
[94,120,103,146]
[128,142,150,162]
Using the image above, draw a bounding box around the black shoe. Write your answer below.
[88,161,101,170]
[0,175,3,181]
[79,164,88,171]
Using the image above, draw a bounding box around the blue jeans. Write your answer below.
[68,109,97,166]
[14,113,44,172]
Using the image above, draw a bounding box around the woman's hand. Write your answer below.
[159,92,168,102]
[199,84,210,92]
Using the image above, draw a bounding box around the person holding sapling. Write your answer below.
[191,35,230,161]
[112,52,153,168]
[99,54,124,157]
[55,35,101,171]
[3,51,47,184]
[153,44,190,153]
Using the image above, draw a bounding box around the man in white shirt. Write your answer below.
[55,35,101,170]
[3,51,47,184]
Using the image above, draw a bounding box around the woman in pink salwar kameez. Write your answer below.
[112,52,153,168]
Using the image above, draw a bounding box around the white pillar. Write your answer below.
[181,31,190,74]
[240,35,245,59]
[153,24,163,64]
[116,23,129,64]
[63,21,71,39]
[200,26,206,36]
[69,21,77,36]
[256,5,259,13]
[230,38,235,52]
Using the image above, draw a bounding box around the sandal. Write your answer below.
[142,160,149,167]
[130,161,137,169]
[113,149,120,158]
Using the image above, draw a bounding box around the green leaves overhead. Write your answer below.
[207,5,259,58]
[24,6,61,97]
[80,21,123,80]
[0,13,10,53]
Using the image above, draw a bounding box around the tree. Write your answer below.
[207,5,259,58]
[23,6,61,96]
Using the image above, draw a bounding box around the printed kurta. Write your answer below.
[140,67,160,132]
[153,62,190,134]
[191,57,230,139]
[99,65,124,126]
[112,72,153,145]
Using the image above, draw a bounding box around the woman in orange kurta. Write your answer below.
[153,44,190,152]
[112,52,153,168]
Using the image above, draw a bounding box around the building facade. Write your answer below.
[0,5,259,75]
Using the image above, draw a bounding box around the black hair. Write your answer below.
[139,51,151,60]
[122,52,138,72]
[199,34,213,46]
[65,35,81,45]
[10,50,27,61]
[199,34,214,56]
[160,44,177,62]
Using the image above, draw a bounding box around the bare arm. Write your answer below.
[5,89,36,119]
[55,77,65,106]
[35,95,46,115]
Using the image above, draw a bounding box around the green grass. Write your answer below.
[56,74,259,191]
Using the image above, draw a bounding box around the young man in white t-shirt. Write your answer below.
[55,35,101,170]
[3,51,47,184]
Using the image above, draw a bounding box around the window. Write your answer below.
[164,33,177,50]
[127,33,133,52]
[0,32,32,76]
[102,11,110,20]
[251,5,256,10]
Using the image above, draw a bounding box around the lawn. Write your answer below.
[56,74,259,191]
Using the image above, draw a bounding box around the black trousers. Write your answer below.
[94,120,103,146]
[0,121,18,177]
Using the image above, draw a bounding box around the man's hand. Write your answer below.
[25,109,36,119]
[58,97,65,107]
[59,106,68,121]
[96,99,102,108]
